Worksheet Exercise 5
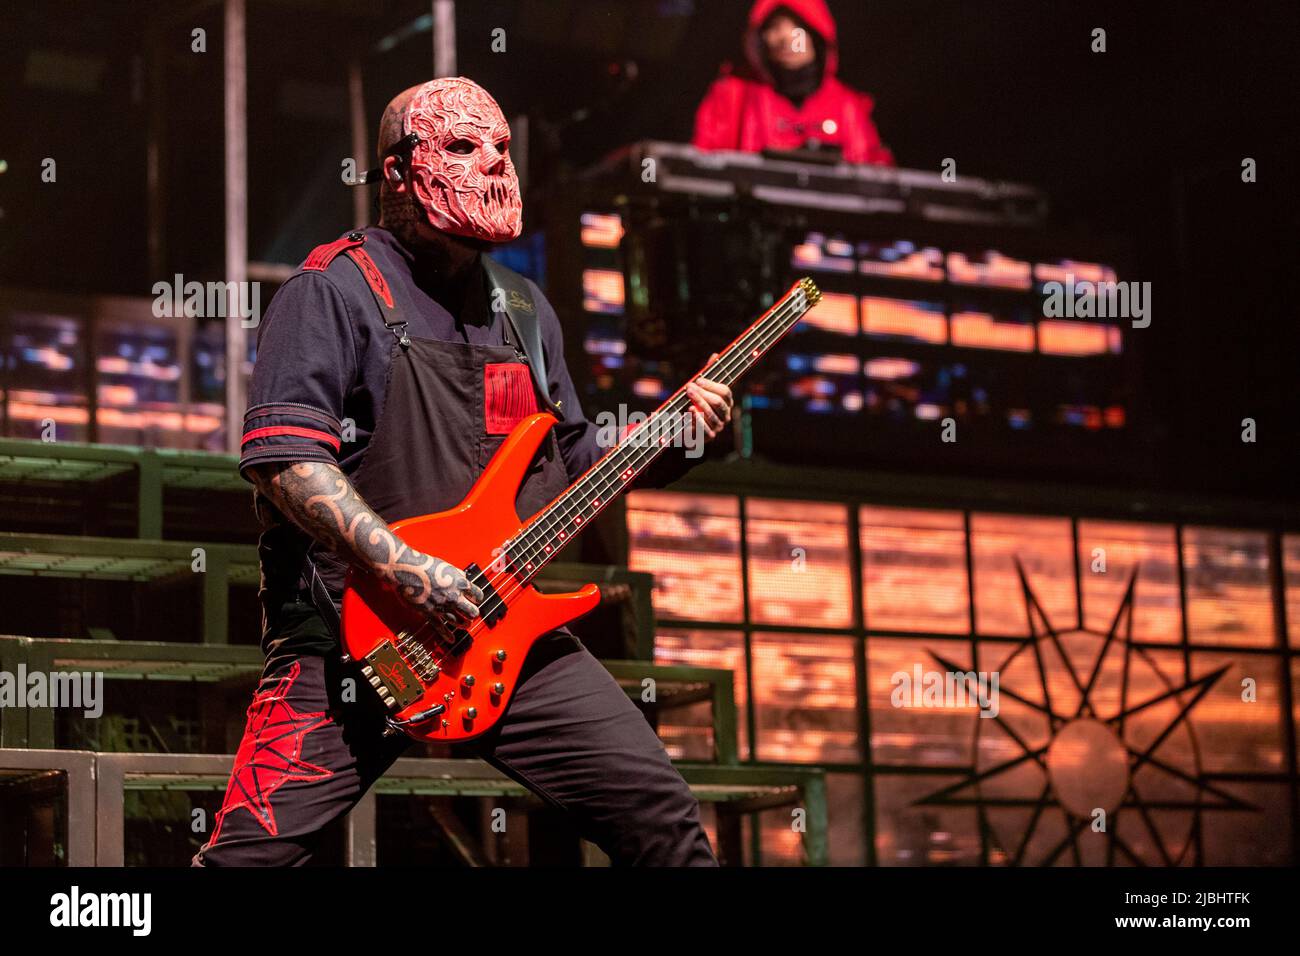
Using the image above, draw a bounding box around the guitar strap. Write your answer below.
[309,559,342,640]
[481,255,563,417]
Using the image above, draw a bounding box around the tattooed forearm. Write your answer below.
[249,460,482,620]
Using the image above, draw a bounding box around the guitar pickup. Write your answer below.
[442,624,473,657]
[464,562,506,628]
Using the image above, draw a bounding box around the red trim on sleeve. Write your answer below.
[244,403,340,429]
[241,425,342,451]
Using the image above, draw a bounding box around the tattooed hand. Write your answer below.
[387,547,484,624]
[248,461,484,623]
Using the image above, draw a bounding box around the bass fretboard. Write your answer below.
[496,277,822,582]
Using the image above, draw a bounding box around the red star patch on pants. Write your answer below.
[211,661,334,840]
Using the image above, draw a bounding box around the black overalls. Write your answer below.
[195,230,716,867]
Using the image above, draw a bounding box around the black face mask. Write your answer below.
[759,14,826,108]
[770,58,823,108]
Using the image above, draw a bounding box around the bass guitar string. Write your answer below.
[481,287,813,596]
[396,288,811,665]
[396,286,814,667]
[396,290,807,669]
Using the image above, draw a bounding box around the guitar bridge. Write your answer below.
[362,642,425,709]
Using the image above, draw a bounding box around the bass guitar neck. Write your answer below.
[340,278,822,741]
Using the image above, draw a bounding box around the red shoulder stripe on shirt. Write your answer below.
[303,232,365,272]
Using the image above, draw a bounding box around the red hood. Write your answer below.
[744,0,839,81]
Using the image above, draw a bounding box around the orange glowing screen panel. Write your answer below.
[745,498,854,628]
[582,269,625,314]
[9,311,91,442]
[626,491,743,623]
[858,240,945,282]
[1191,652,1285,773]
[800,291,858,335]
[860,506,970,634]
[1182,527,1275,647]
[861,296,947,344]
[874,774,981,865]
[1077,520,1182,644]
[1293,658,1300,767]
[655,629,749,761]
[580,211,624,249]
[949,309,1035,352]
[867,637,976,767]
[791,232,856,273]
[1094,647,1193,764]
[1286,535,1300,647]
[971,513,1077,636]
[750,631,860,763]
[1038,319,1119,356]
[947,250,1032,290]
[755,774,867,866]
[1033,259,1117,286]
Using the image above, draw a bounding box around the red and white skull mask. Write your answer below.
[403,77,523,243]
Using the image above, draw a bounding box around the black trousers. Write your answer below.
[193,601,716,867]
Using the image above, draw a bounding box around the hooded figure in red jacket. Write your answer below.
[692,0,894,166]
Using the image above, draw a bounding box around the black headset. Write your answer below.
[384,132,421,182]
[351,132,421,187]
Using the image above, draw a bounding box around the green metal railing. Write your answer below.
[0,437,831,866]
[0,439,246,539]
[0,636,739,763]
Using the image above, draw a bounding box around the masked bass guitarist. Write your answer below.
[194,78,731,867]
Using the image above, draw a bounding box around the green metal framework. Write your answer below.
[91,753,825,866]
[7,436,1293,865]
[0,436,821,864]
[0,637,740,765]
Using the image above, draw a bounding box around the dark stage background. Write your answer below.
[1,0,1296,499]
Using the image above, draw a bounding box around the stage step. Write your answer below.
[0,530,655,653]
[0,439,244,540]
[0,637,737,764]
[0,749,825,866]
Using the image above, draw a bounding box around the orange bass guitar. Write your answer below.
[340,278,822,740]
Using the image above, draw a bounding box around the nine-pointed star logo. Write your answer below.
[915,562,1255,866]
[214,661,334,837]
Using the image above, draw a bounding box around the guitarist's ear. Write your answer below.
[384,155,407,188]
